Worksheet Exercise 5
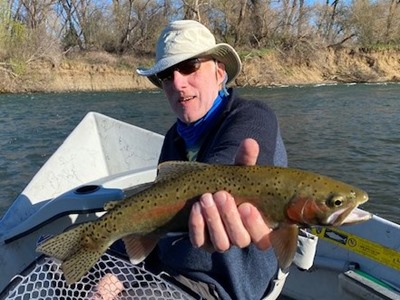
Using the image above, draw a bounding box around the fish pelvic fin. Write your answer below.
[123,234,160,265]
[270,224,299,270]
[36,223,108,285]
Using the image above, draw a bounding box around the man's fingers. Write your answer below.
[234,138,259,166]
[188,138,266,252]
[189,201,207,248]
[199,193,230,252]
[214,191,251,248]
[238,203,272,250]
[189,194,272,251]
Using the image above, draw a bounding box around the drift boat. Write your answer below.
[0,112,399,299]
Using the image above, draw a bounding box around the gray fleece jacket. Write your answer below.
[154,88,288,299]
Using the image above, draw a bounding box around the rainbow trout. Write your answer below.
[37,161,371,284]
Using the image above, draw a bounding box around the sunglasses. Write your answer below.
[156,57,212,82]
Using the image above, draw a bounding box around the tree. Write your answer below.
[384,0,400,44]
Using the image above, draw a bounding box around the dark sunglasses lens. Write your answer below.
[157,69,172,81]
[178,59,200,75]
[157,59,201,81]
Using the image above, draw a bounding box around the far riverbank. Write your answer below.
[1,47,400,93]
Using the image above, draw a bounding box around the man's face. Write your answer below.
[159,58,226,124]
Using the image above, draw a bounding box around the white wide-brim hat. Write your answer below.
[136,20,242,88]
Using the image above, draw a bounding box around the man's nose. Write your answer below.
[171,71,189,90]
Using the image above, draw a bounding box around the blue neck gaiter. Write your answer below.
[177,90,228,154]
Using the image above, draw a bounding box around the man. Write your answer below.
[137,20,288,299]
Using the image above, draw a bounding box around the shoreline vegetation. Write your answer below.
[2,47,400,94]
[2,0,400,94]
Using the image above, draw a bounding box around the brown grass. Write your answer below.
[1,48,400,93]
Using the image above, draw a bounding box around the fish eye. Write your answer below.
[327,194,344,208]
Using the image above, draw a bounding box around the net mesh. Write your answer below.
[2,251,195,300]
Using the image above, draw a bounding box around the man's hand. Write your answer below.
[188,138,272,252]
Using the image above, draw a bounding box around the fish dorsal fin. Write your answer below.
[270,224,299,270]
[122,234,160,265]
[156,161,209,182]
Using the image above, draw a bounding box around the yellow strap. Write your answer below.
[311,227,400,271]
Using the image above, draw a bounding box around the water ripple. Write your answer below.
[0,85,399,224]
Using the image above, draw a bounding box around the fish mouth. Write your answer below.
[327,207,372,226]
[341,207,372,225]
[326,192,371,226]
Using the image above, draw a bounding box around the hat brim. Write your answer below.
[137,43,242,89]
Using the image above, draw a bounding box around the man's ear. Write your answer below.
[216,61,226,84]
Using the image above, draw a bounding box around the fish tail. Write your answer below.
[36,223,109,284]
[61,246,104,285]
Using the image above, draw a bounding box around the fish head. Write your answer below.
[286,178,371,226]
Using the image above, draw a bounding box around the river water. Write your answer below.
[0,84,399,224]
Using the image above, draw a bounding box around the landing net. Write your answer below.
[2,251,194,299]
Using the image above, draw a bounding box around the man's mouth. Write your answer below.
[179,96,195,103]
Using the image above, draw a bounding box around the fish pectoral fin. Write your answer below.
[123,234,160,265]
[270,224,299,270]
